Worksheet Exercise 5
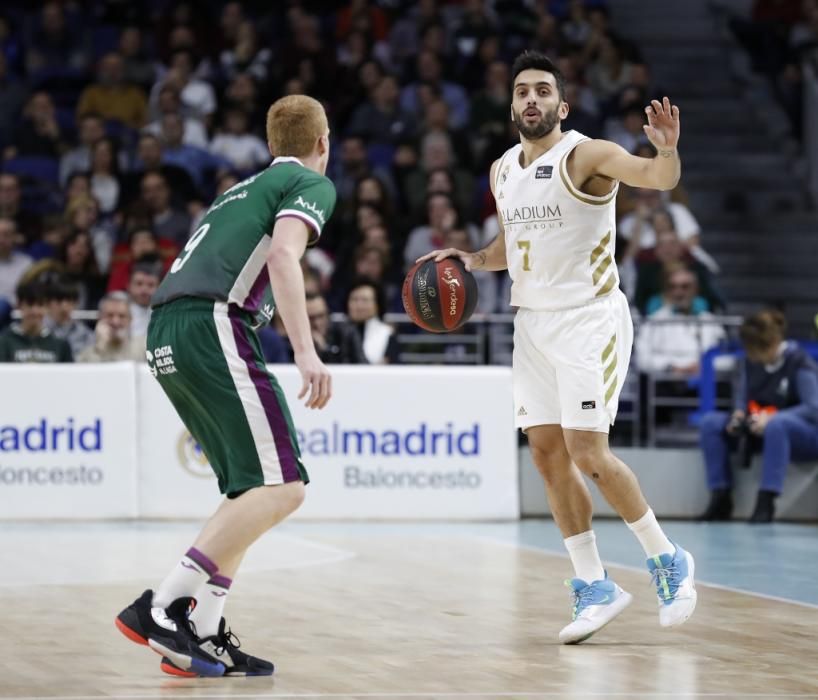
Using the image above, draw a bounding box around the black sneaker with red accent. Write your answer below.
[115,589,226,677]
[160,617,274,677]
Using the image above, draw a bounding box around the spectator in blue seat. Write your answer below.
[699,310,818,523]
[25,1,89,76]
[59,113,106,185]
[400,50,469,129]
[160,112,230,192]
[120,133,198,208]
[347,74,415,146]
[5,91,65,159]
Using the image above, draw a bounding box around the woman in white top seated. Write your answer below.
[345,278,399,365]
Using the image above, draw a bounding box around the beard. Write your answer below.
[512,105,561,140]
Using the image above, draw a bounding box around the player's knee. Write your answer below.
[283,480,306,515]
[529,443,571,480]
[567,443,611,475]
[264,480,305,520]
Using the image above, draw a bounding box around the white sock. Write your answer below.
[153,547,218,608]
[564,530,605,583]
[627,509,674,558]
[189,575,231,638]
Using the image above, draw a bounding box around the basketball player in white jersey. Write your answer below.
[419,51,696,644]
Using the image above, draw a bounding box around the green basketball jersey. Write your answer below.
[152,156,336,316]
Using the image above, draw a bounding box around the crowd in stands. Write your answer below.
[718,0,818,140]
[0,0,732,369]
[1,1,816,521]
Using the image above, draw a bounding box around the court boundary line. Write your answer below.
[475,535,818,610]
[0,532,356,589]
[7,692,818,699]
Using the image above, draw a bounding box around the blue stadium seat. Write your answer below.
[366,143,395,171]
[92,25,121,58]
[3,156,60,186]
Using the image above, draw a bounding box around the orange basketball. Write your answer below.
[401,257,479,333]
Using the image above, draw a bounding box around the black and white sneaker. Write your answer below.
[159,618,274,677]
[115,589,226,677]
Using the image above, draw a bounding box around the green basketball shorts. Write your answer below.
[146,297,308,497]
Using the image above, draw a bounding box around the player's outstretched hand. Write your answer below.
[295,350,332,409]
[643,96,680,151]
[416,248,475,272]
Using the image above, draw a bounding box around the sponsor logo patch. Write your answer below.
[535,165,553,179]
[581,401,596,410]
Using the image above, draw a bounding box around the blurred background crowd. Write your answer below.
[0,0,742,360]
[1,0,817,519]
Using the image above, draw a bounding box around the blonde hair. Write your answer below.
[64,194,99,222]
[266,95,328,158]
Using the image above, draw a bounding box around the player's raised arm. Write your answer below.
[575,97,681,191]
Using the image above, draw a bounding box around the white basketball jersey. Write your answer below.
[494,130,619,310]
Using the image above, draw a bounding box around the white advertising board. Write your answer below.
[136,365,223,518]
[0,364,138,519]
[138,365,519,520]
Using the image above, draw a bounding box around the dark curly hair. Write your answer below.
[511,51,566,101]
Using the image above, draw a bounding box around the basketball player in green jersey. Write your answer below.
[116,95,336,677]
[420,52,696,644]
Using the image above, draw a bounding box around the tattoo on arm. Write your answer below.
[658,149,676,158]
[472,251,487,269]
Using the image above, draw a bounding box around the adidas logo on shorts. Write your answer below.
[517,406,527,416]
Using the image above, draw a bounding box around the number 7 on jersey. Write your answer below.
[517,239,531,272]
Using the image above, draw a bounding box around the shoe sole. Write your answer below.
[160,656,274,678]
[148,638,225,678]
[560,591,634,645]
[160,659,197,678]
[117,614,223,677]
[115,613,148,646]
[661,553,697,628]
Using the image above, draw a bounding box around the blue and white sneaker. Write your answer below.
[558,574,633,644]
[648,543,697,628]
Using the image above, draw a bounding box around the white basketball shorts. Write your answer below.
[513,290,633,433]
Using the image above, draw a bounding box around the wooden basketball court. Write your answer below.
[2,522,817,699]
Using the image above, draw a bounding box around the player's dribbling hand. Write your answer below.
[643,96,680,150]
[295,350,332,409]
[416,248,475,272]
